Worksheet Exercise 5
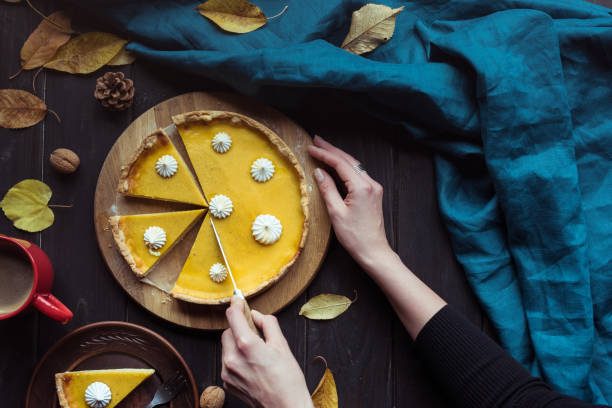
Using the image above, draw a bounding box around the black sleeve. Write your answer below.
[413,306,605,408]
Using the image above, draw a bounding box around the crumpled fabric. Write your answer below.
[68,0,612,402]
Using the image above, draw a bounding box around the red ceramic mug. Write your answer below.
[0,235,73,324]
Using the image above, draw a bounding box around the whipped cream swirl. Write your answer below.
[85,382,112,408]
[144,226,166,256]
[252,214,282,245]
[212,132,232,153]
[209,195,233,219]
[209,263,228,283]
[250,158,275,183]
[155,155,178,178]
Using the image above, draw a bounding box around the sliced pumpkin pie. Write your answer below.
[55,368,154,408]
[170,111,309,304]
[118,129,206,207]
[109,209,205,277]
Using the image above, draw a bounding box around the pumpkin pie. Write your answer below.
[117,129,206,207]
[170,111,309,304]
[55,368,154,408]
[109,209,205,277]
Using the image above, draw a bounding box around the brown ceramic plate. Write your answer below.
[26,321,198,408]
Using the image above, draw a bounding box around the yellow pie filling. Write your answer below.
[55,368,154,408]
[110,209,205,277]
[119,130,206,207]
[171,115,306,302]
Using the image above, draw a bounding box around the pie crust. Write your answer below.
[55,369,154,408]
[109,209,205,278]
[117,129,206,207]
[170,111,310,304]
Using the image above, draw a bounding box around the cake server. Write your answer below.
[209,216,261,336]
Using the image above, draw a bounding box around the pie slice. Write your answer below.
[118,129,206,207]
[170,111,309,304]
[55,368,154,408]
[171,212,230,301]
[109,209,205,277]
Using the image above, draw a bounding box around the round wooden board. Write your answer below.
[94,92,331,330]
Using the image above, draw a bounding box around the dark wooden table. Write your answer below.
[1,1,609,407]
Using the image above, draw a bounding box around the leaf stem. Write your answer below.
[47,109,61,124]
[24,0,76,34]
[267,5,288,20]
[32,66,43,94]
[313,355,329,369]
[48,204,72,208]
[9,68,23,80]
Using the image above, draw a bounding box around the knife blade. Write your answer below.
[209,216,261,337]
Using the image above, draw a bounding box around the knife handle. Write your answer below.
[232,292,262,338]
[241,300,262,338]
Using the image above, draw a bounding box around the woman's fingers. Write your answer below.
[313,167,346,219]
[221,328,236,351]
[313,135,360,166]
[226,296,260,351]
[308,144,365,188]
[251,310,287,348]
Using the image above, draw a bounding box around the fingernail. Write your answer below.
[314,168,324,181]
[314,135,323,142]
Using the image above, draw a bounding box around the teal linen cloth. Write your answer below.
[70,0,612,403]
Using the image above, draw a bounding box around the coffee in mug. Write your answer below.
[0,235,72,323]
[0,249,34,314]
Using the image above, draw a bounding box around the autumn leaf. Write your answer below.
[0,180,54,232]
[19,11,71,71]
[44,32,127,74]
[299,291,357,320]
[196,0,287,34]
[0,89,48,129]
[311,356,338,408]
[107,47,136,66]
[341,4,404,55]
[196,0,266,33]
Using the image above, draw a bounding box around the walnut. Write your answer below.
[49,148,80,174]
[200,386,225,408]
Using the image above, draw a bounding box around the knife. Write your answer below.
[209,216,261,337]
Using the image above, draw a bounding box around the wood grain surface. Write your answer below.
[2,0,609,406]
[94,92,331,330]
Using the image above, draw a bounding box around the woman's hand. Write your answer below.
[221,297,313,408]
[308,136,394,271]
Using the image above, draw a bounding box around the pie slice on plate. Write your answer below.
[170,111,309,304]
[109,209,205,278]
[118,129,206,207]
[55,368,154,408]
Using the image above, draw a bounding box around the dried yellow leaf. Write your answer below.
[299,291,357,320]
[44,32,127,74]
[0,180,54,232]
[0,89,47,129]
[196,0,267,34]
[107,47,136,66]
[311,356,338,408]
[341,4,404,55]
[20,11,71,70]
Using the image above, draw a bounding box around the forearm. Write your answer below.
[358,249,446,339]
[415,306,600,408]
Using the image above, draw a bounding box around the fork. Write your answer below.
[144,371,187,408]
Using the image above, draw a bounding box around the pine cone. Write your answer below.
[94,72,135,111]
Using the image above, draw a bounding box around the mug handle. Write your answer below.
[32,294,73,324]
